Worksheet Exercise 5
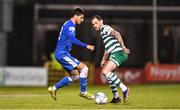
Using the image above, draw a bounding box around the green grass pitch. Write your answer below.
[0,84,180,109]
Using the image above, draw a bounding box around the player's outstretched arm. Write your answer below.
[110,29,130,54]
[68,31,95,51]
[68,32,87,48]
[69,34,95,51]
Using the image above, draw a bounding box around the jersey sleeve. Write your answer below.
[67,26,87,48]
[103,25,113,35]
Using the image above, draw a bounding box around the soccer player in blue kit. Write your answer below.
[48,8,95,100]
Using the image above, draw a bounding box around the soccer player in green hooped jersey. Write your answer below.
[91,15,130,104]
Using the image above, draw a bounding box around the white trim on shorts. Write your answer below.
[109,58,120,67]
[63,56,78,67]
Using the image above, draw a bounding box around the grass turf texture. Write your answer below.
[0,84,180,109]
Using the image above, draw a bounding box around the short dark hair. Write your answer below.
[91,15,102,21]
[71,8,85,17]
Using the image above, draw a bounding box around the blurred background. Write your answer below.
[0,0,180,86]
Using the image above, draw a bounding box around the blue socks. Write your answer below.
[80,77,87,93]
[54,76,88,93]
[55,77,72,89]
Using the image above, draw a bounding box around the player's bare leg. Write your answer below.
[102,61,121,103]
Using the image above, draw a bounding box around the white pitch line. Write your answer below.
[0,94,48,98]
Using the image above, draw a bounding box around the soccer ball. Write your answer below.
[94,92,108,104]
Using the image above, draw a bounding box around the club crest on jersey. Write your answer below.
[69,27,75,32]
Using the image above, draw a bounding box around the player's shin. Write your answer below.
[55,76,72,89]
[107,79,119,99]
[79,66,94,99]
[79,77,87,93]
[105,72,127,92]
[79,66,88,94]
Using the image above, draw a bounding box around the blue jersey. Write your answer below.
[55,19,87,57]
[54,19,87,72]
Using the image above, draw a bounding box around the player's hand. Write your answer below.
[87,45,95,51]
[100,60,106,68]
[122,46,130,54]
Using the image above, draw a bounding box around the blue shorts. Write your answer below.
[55,52,80,73]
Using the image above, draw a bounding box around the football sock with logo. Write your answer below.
[79,66,88,94]
[79,77,87,94]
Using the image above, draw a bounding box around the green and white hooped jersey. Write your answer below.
[100,25,123,54]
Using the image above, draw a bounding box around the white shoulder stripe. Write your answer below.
[101,25,112,35]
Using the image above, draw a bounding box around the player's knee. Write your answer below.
[80,66,88,78]
[101,70,108,76]
[70,75,79,81]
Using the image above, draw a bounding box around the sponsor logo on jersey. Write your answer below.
[69,27,75,32]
